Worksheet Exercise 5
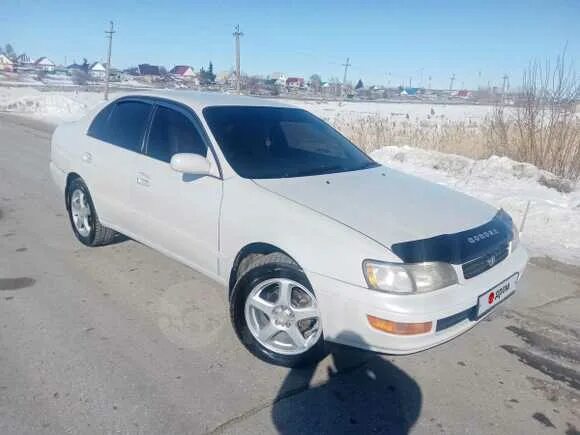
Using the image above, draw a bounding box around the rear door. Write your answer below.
[132,101,222,277]
[84,98,153,232]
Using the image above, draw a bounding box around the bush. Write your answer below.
[485,49,580,180]
[71,70,89,85]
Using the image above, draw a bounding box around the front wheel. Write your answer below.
[230,255,326,367]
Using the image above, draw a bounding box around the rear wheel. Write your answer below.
[230,253,325,367]
[66,177,117,247]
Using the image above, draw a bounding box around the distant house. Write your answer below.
[138,64,161,76]
[109,68,122,81]
[456,89,471,98]
[271,72,287,86]
[286,77,304,88]
[216,70,236,86]
[34,57,56,72]
[89,61,107,80]
[0,54,15,72]
[16,53,33,68]
[67,63,86,74]
[124,67,140,76]
[170,65,195,78]
[400,87,419,96]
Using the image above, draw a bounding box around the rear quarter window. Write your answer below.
[87,103,114,140]
[87,100,152,153]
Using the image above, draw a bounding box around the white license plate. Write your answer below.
[477,273,519,318]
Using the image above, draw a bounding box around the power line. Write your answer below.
[104,21,115,101]
[233,24,243,93]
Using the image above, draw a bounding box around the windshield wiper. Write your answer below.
[359,161,380,169]
[288,165,345,177]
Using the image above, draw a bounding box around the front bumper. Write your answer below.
[308,245,529,354]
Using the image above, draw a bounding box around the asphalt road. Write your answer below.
[0,113,579,435]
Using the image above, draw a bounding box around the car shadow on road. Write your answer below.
[271,331,422,434]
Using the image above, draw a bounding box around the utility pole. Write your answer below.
[104,21,115,101]
[233,24,243,93]
[501,74,510,103]
[449,73,456,91]
[502,74,509,94]
[341,57,351,96]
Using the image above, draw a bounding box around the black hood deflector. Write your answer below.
[391,210,513,264]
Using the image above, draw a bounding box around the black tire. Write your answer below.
[230,253,326,367]
[66,177,117,247]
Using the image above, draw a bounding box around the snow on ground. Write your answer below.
[0,87,577,264]
[372,146,580,265]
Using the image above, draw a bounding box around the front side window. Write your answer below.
[203,106,377,179]
[147,106,208,163]
[106,101,152,152]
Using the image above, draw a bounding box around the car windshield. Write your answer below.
[203,106,378,179]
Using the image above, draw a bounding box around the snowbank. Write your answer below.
[372,146,580,265]
[0,87,104,123]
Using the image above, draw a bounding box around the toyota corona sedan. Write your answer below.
[50,92,528,366]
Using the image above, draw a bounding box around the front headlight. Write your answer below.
[510,223,520,252]
[363,260,458,294]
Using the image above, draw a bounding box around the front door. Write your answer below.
[132,103,222,278]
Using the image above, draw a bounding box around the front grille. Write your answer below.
[462,243,509,279]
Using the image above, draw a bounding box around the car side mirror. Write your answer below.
[170,153,211,175]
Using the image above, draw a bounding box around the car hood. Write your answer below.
[253,166,498,251]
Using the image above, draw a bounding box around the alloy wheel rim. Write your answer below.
[70,189,92,237]
[244,278,322,355]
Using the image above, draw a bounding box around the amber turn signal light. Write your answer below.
[367,315,432,335]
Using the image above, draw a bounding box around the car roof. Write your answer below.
[116,90,295,112]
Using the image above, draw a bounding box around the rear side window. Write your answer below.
[87,103,114,140]
[146,106,207,163]
[107,101,152,152]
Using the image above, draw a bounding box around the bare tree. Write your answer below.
[487,48,580,179]
[71,70,89,86]
[309,74,322,93]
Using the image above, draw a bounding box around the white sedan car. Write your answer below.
[50,92,528,366]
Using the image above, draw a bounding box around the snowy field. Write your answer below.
[285,98,492,123]
[1,87,578,265]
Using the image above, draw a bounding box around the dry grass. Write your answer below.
[483,105,580,179]
[329,113,489,159]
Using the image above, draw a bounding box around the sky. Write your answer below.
[1,0,579,89]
